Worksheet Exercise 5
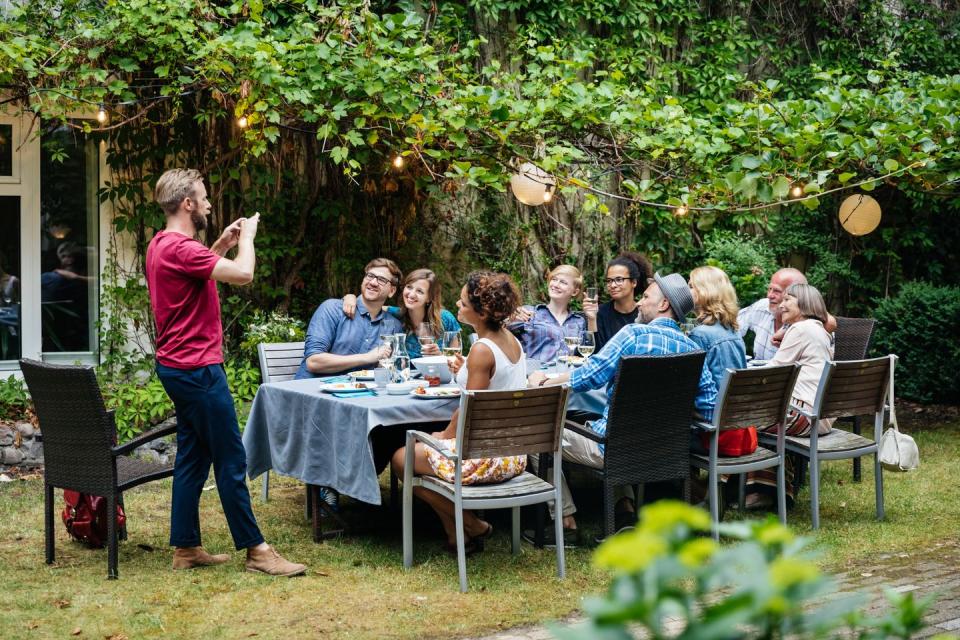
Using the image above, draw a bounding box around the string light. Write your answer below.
[542,184,554,203]
[791,183,804,198]
[237,115,249,128]
[674,205,688,217]
[96,105,107,123]
[393,154,404,169]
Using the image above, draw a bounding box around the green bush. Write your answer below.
[702,230,779,307]
[239,310,306,365]
[555,501,936,640]
[872,282,960,403]
[0,376,32,423]
[101,373,175,442]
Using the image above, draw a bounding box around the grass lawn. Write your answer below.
[1,416,957,639]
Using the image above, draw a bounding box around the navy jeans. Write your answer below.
[156,363,264,550]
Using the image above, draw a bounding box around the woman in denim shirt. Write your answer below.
[688,266,746,386]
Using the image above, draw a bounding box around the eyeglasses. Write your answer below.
[604,276,634,287]
[364,272,396,286]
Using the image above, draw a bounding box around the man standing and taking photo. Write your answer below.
[146,169,305,577]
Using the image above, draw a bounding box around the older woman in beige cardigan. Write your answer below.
[746,283,834,509]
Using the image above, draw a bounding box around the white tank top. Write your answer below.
[456,336,527,390]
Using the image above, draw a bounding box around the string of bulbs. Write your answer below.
[76,92,949,216]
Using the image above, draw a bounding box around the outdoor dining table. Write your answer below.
[242,363,606,508]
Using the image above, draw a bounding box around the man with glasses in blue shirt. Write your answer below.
[295,258,404,379]
[294,258,406,512]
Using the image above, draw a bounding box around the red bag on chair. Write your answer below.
[62,490,126,548]
[700,426,758,457]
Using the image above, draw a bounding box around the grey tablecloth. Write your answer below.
[243,376,607,506]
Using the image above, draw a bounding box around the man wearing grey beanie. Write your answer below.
[527,272,718,543]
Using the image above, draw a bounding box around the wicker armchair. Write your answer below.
[562,352,706,540]
[20,359,176,579]
[833,317,878,482]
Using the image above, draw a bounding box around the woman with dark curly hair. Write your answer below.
[391,271,528,554]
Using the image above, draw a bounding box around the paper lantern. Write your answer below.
[510,162,556,206]
[838,194,881,236]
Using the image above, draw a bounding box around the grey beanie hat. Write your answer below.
[653,272,694,321]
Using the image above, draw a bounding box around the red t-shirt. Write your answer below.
[146,231,223,368]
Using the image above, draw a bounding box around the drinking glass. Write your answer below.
[578,331,596,358]
[585,286,598,301]
[562,333,580,358]
[379,335,396,375]
[416,322,436,351]
[442,331,463,368]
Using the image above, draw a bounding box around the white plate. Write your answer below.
[319,382,375,393]
[558,355,585,367]
[410,386,461,399]
[348,370,376,381]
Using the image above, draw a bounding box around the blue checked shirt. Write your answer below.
[509,304,586,363]
[569,317,718,454]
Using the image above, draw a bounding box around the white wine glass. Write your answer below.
[442,331,462,368]
[416,322,437,353]
[578,331,596,358]
[562,333,580,358]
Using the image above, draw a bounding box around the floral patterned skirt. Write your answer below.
[425,438,527,485]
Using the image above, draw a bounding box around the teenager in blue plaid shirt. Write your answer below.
[528,272,717,543]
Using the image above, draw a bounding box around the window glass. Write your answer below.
[40,124,99,353]
[0,124,12,176]
[1,195,21,361]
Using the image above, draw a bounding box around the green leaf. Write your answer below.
[838,172,856,184]
[883,159,899,172]
[772,176,791,199]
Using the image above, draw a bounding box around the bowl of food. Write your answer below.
[411,356,454,384]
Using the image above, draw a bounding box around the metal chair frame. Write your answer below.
[402,385,570,592]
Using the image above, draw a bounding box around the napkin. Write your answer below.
[320,375,352,383]
[333,390,378,398]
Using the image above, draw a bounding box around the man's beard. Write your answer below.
[191,211,207,231]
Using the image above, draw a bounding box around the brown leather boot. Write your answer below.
[245,544,306,577]
[172,546,230,570]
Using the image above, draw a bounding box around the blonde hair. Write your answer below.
[785,283,829,324]
[547,264,583,297]
[689,266,740,330]
[155,169,203,215]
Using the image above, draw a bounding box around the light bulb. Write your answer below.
[237,115,249,128]
[791,184,803,198]
[393,155,404,169]
[675,205,688,217]
[543,185,553,203]
[96,105,107,123]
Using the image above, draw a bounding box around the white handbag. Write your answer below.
[878,356,919,472]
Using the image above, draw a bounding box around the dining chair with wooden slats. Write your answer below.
[759,355,895,529]
[256,341,304,503]
[832,317,878,482]
[691,363,801,540]
[402,384,570,592]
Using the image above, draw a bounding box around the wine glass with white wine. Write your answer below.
[442,331,462,368]
[578,331,596,359]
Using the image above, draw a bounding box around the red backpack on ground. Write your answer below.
[62,490,126,548]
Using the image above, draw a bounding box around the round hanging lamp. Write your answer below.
[510,162,556,206]
[838,194,882,236]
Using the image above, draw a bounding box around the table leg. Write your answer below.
[310,484,347,542]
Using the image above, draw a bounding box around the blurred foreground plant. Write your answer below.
[554,501,945,640]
